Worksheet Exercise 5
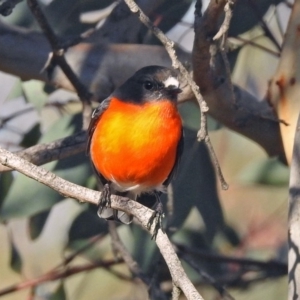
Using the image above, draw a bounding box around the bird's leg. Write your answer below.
[147,192,165,239]
[98,183,111,215]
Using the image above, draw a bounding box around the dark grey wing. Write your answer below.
[163,129,184,187]
[86,97,111,156]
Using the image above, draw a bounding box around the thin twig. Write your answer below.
[246,0,281,52]
[231,36,280,57]
[213,0,235,41]
[123,0,207,134]
[62,234,104,266]
[0,259,122,297]
[123,0,228,190]
[214,0,237,111]
[108,222,148,282]
[26,0,92,129]
[175,243,287,274]
[172,284,181,300]
[179,253,235,300]
[0,146,205,300]
[108,222,168,299]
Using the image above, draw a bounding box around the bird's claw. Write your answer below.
[147,202,165,240]
[98,183,111,214]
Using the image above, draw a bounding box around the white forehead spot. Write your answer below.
[163,77,179,88]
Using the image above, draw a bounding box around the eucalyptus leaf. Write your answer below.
[22,80,49,112]
[167,128,225,243]
[20,123,41,148]
[9,237,22,273]
[48,283,67,300]
[229,0,283,37]
[29,210,51,240]
[0,172,13,210]
[68,207,108,241]
[0,114,90,220]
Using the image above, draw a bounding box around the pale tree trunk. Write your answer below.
[289,113,300,300]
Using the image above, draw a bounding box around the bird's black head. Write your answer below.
[113,66,182,104]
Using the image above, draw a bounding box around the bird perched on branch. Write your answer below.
[87,65,183,235]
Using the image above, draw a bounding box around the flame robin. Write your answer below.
[87,65,183,230]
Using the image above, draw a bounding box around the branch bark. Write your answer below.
[193,0,285,160]
[0,146,204,300]
[0,17,284,159]
[0,131,86,172]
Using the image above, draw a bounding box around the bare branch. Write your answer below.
[108,222,168,299]
[231,36,280,57]
[88,0,164,43]
[0,146,205,300]
[246,0,281,52]
[124,0,228,190]
[213,0,235,41]
[0,131,86,172]
[0,259,122,297]
[0,21,284,159]
[26,0,92,129]
[193,0,285,161]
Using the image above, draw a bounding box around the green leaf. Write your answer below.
[9,239,22,273]
[168,128,225,242]
[68,207,108,241]
[229,0,283,36]
[22,80,49,112]
[48,283,67,300]
[29,210,51,240]
[0,114,90,220]
[239,158,289,185]
[0,154,91,220]
[0,172,14,210]
[20,123,41,148]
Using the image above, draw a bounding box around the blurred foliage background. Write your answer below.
[0,0,290,299]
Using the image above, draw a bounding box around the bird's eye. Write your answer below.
[143,81,154,90]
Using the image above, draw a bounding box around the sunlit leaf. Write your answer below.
[22,80,48,112]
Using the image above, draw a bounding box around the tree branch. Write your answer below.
[0,259,122,297]
[193,0,285,160]
[124,0,228,190]
[26,0,92,129]
[0,146,205,300]
[108,222,168,299]
[0,131,86,172]
[0,20,284,159]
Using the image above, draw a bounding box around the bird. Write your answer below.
[86,65,183,233]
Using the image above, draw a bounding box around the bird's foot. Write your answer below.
[147,202,165,240]
[98,183,111,215]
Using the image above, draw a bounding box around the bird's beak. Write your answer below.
[167,85,182,96]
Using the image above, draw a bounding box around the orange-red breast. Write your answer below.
[87,66,183,225]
